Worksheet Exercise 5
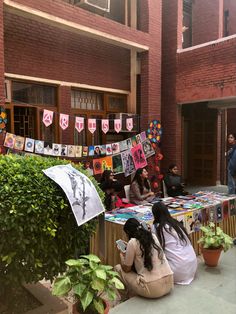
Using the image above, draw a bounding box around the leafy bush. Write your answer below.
[198,222,233,252]
[0,154,103,287]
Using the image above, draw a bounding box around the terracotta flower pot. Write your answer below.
[201,247,223,267]
[72,300,110,314]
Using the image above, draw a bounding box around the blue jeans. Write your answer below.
[228,169,236,194]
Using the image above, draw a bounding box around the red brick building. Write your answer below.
[162,0,236,186]
[0,0,161,153]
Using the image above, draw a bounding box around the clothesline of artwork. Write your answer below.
[3,130,156,176]
[0,104,162,135]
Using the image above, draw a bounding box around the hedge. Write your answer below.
[0,154,103,286]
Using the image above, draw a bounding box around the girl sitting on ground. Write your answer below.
[115,218,173,299]
[152,202,197,285]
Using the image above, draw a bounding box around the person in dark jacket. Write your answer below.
[227,133,236,194]
[164,164,186,197]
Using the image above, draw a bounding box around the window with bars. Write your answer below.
[71,90,103,110]
[12,81,56,106]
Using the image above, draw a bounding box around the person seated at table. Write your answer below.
[152,202,197,285]
[115,218,173,299]
[100,169,116,184]
[112,181,134,209]
[129,168,155,205]
[99,179,114,211]
[164,164,187,197]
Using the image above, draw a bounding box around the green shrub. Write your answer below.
[0,154,103,287]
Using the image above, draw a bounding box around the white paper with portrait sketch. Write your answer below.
[43,164,105,226]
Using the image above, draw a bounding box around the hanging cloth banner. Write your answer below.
[114,119,122,133]
[126,118,133,131]
[43,109,54,127]
[60,114,69,130]
[88,119,96,134]
[102,119,109,134]
[75,117,84,133]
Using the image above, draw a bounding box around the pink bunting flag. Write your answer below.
[102,119,109,134]
[75,117,84,133]
[59,114,69,130]
[88,119,96,134]
[126,117,133,131]
[43,109,53,127]
[114,119,122,133]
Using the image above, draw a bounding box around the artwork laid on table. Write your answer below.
[43,164,105,226]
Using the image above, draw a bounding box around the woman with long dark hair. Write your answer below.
[115,218,173,298]
[152,202,197,285]
[129,168,155,204]
[164,164,187,197]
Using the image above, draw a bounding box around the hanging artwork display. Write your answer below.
[0,107,7,133]
[4,133,16,148]
[60,114,69,130]
[101,119,109,134]
[24,138,35,153]
[43,109,54,127]
[88,119,96,134]
[114,119,122,133]
[112,154,123,174]
[131,143,147,170]
[121,149,135,177]
[126,117,133,131]
[147,120,162,144]
[43,164,105,226]
[142,139,155,158]
[75,117,84,133]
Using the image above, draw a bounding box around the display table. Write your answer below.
[90,192,236,266]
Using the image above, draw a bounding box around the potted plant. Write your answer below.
[52,254,124,314]
[198,222,233,267]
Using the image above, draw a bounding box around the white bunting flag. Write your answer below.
[114,119,122,133]
[88,119,96,134]
[75,117,84,133]
[126,118,133,131]
[43,109,53,127]
[102,119,109,134]
[59,114,69,130]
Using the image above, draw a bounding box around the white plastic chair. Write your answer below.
[124,185,131,202]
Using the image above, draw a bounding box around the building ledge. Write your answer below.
[4,0,149,52]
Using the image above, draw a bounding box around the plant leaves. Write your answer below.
[95,269,106,280]
[52,277,71,296]
[73,283,86,297]
[81,290,93,312]
[111,277,125,290]
[81,254,101,263]
[91,278,105,291]
[93,299,104,314]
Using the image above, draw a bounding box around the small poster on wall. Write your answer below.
[131,144,147,170]
[43,164,105,226]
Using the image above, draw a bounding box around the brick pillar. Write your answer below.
[139,0,162,131]
[58,86,73,144]
[192,0,224,46]
[161,0,183,173]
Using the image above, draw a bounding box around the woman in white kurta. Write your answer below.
[152,202,197,285]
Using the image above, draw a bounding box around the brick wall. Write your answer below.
[161,0,183,173]
[140,0,162,131]
[192,0,223,46]
[10,0,150,46]
[227,108,236,135]
[4,12,130,91]
[0,0,4,105]
[224,0,236,36]
[176,37,236,103]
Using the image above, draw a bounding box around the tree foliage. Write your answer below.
[0,154,103,286]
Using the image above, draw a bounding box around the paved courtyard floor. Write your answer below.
[110,247,236,314]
